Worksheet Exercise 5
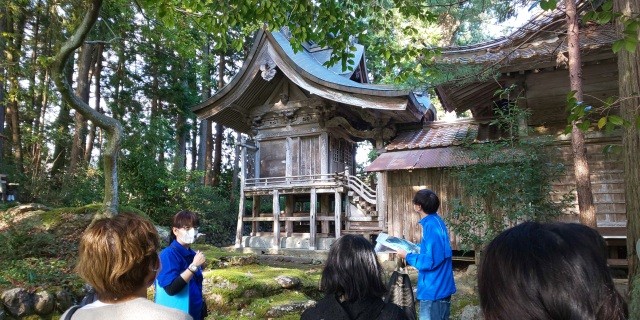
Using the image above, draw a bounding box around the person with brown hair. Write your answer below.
[479,221,628,320]
[60,213,191,320]
[156,210,207,320]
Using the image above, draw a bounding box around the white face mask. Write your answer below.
[178,228,197,244]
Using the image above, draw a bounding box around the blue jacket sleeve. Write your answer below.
[405,225,447,271]
[157,247,184,288]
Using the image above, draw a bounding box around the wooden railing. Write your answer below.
[245,173,341,189]
[343,170,377,205]
[243,170,377,205]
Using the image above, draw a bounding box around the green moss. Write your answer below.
[450,293,479,317]
[248,291,310,316]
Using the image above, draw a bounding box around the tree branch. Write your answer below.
[50,0,123,217]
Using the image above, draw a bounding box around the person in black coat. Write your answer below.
[301,234,408,320]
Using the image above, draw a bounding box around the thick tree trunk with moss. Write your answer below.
[565,0,597,228]
[615,0,640,314]
[51,0,122,217]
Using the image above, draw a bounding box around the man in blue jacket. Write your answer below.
[398,189,456,320]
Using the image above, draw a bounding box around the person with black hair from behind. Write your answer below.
[397,189,456,320]
[479,221,628,320]
[300,234,408,320]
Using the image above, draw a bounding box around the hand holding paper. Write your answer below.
[374,233,420,254]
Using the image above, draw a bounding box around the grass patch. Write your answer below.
[0,257,81,292]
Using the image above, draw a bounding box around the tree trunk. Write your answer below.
[204,120,213,186]
[85,43,104,163]
[51,57,74,176]
[70,43,93,172]
[174,108,187,171]
[0,5,6,161]
[5,5,27,173]
[212,123,223,187]
[565,0,597,228]
[615,0,640,314]
[51,0,122,217]
[211,54,226,187]
[198,42,212,172]
[191,119,198,170]
[231,131,241,204]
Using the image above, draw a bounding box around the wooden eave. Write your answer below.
[430,0,616,115]
[192,30,426,133]
[434,22,617,114]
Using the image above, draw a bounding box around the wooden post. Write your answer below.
[251,195,259,236]
[319,132,328,176]
[254,140,261,179]
[285,137,292,183]
[376,172,387,230]
[285,195,294,236]
[235,194,245,248]
[273,190,280,249]
[334,190,342,239]
[343,166,350,231]
[321,194,330,234]
[235,145,248,248]
[310,188,317,250]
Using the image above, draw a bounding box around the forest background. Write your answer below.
[1,0,639,315]
[0,0,532,231]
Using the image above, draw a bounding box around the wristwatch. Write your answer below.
[188,264,198,273]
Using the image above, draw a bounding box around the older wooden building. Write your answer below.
[366,6,626,256]
[192,28,433,250]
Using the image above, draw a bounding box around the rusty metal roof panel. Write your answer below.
[365,150,422,172]
[366,147,477,172]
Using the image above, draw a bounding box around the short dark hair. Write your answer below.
[320,234,387,301]
[76,213,160,301]
[413,189,440,214]
[170,210,199,242]
[478,222,627,320]
[172,210,199,229]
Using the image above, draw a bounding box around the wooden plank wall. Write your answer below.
[260,139,286,177]
[523,60,619,126]
[384,168,465,250]
[553,138,626,226]
[384,137,626,250]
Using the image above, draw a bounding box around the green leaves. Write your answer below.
[539,0,558,11]
[447,105,568,248]
[582,0,639,54]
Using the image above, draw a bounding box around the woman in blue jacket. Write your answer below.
[156,211,206,320]
[398,189,456,320]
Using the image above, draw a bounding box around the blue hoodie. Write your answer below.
[405,213,456,301]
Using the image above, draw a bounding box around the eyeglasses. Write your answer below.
[180,226,199,232]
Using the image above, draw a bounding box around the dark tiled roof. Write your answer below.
[435,0,615,67]
[386,121,478,151]
[365,119,518,171]
[437,23,616,66]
